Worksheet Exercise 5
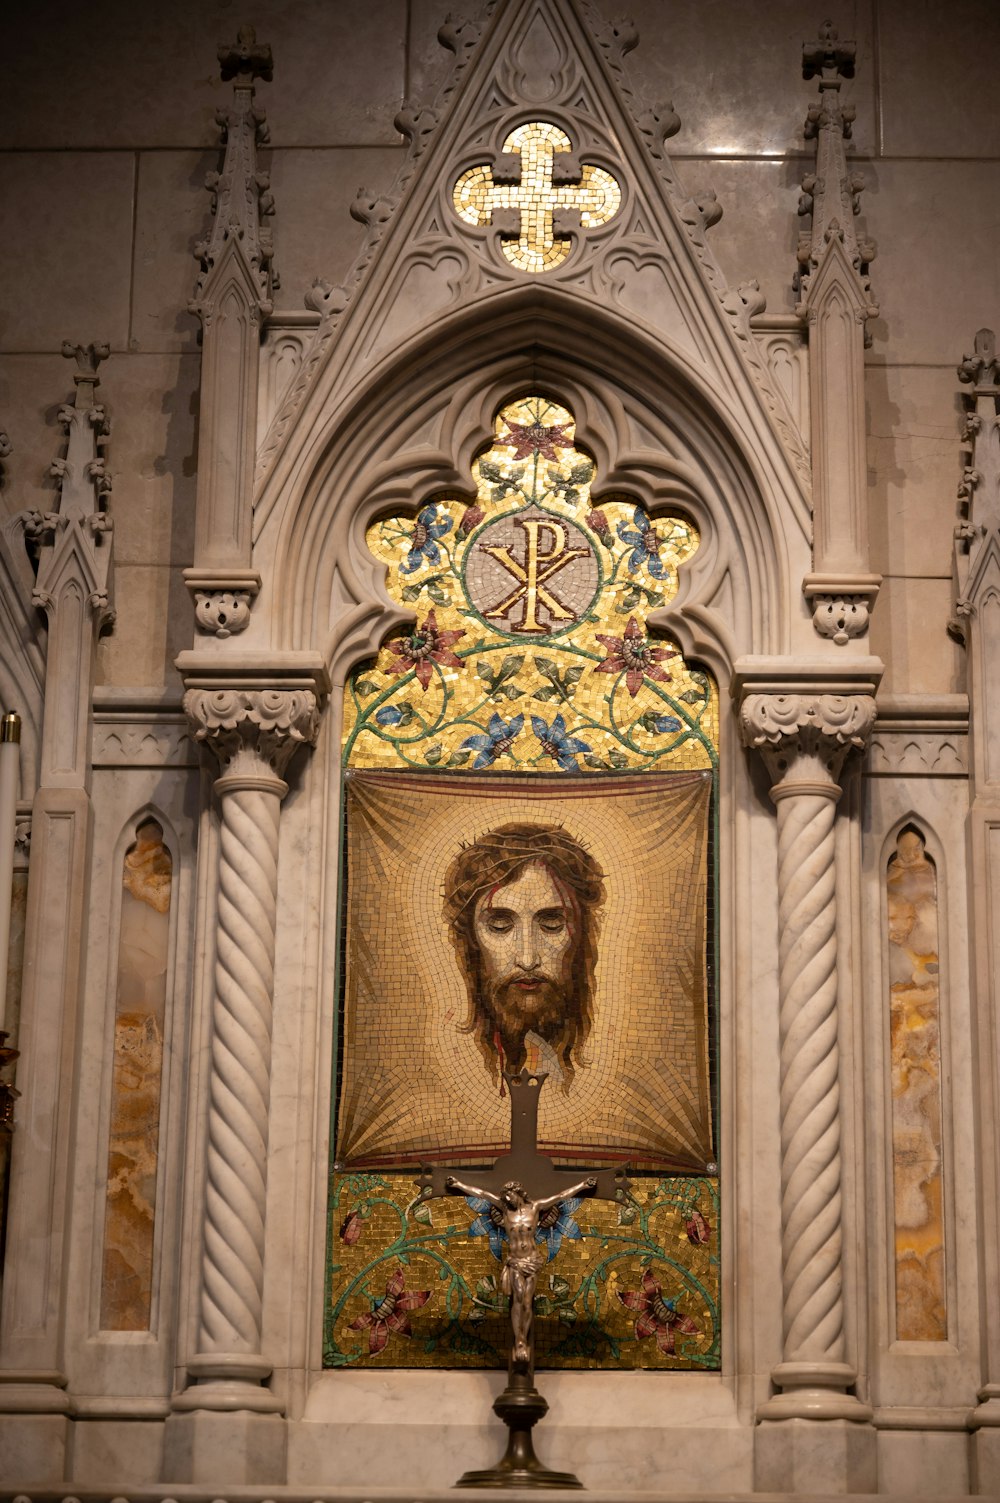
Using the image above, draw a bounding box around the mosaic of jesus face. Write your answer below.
[443,823,605,1090]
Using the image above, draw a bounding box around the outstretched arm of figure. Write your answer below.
[534,1176,597,1213]
[445,1174,500,1207]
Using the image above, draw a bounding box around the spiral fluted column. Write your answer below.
[741,689,876,1424]
[177,686,319,1413]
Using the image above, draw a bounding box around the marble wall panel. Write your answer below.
[685,158,799,317]
[101,354,200,568]
[866,364,965,581]
[601,0,876,158]
[131,152,215,355]
[879,0,1000,160]
[268,147,405,311]
[864,161,1000,369]
[0,354,70,522]
[870,577,965,698]
[100,819,172,1330]
[887,828,946,1342]
[95,564,189,692]
[3,0,407,150]
[0,154,134,352]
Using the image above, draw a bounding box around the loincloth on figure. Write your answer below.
[500,1248,545,1295]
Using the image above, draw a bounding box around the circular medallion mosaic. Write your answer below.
[464,507,600,636]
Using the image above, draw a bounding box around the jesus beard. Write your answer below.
[483,972,573,1072]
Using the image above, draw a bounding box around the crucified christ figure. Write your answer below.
[445,1173,597,1370]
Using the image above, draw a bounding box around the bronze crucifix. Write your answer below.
[416,1067,629,1489]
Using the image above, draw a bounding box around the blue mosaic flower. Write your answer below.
[531,712,591,772]
[375,705,404,726]
[466,1196,506,1261]
[460,712,523,769]
[536,1197,584,1262]
[616,506,667,580]
[400,505,452,574]
[650,713,682,734]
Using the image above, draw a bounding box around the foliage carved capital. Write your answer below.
[183,687,320,783]
[740,692,877,795]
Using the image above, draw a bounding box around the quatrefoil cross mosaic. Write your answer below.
[454,121,621,273]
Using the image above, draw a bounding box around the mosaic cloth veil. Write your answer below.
[339,769,713,1172]
[328,394,720,1370]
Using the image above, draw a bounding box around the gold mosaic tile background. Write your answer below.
[330,394,719,1373]
[343,395,717,774]
[454,122,621,273]
[338,769,713,1173]
[326,1171,719,1371]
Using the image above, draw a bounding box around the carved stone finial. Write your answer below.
[438,13,482,57]
[795,22,876,321]
[218,25,273,83]
[636,102,682,158]
[192,28,275,308]
[61,341,109,380]
[802,20,856,81]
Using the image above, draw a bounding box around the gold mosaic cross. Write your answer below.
[454,121,621,273]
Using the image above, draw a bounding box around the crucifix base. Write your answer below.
[456,1370,581,1489]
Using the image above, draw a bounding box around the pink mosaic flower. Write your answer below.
[618,1268,698,1355]
[458,503,485,539]
[594,617,676,697]
[386,610,465,690]
[349,1265,430,1356]
[686,1210,712,1246]
[501,420,572,461]
[339,1210,366,1246]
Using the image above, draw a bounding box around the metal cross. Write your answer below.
[454,121,621,274]
[416,1068,629,1488]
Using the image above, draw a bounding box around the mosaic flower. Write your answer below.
[457,503,485,539]
[348,1265,430,1355]
[536,1197,584,1261]
[339,1209,367,1246]
[617,506,668,580]
[467,1196,507,1260]
[587,508,612,546]
[461,712,524,769]
[530,712,591,771]
[686,1210,712,1245]
[594,616,676,698]
[400,505,452,574]
[502,420,573,461]
[386,611,465,691]
[618,1268,698,1355]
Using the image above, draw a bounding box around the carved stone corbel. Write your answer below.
[735,662,880,1457]
[174,658,327,1414]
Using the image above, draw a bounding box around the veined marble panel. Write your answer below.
[99,820,172,1331]
[888,829,946,1342]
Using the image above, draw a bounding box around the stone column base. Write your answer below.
[163,1409,287,1485]
[0,1411,69,1485]
[755,1417,877,1496]
[970,1425,1000,1496]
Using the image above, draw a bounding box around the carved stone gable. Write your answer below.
[254,0,811,535]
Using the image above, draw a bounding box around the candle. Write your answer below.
[0,711,21,1037]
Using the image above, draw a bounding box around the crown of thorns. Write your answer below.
[443,823,604,921]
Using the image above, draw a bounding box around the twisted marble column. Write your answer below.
[741,692,875,1419]
[178,687,319,1409]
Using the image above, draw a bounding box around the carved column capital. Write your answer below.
[183,687,319,786]
[740,691,876,795]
